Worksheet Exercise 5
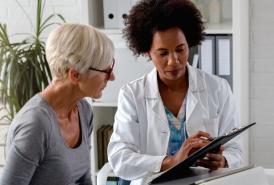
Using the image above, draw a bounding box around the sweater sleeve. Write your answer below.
[0,108,51,185]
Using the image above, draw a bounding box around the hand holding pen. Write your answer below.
[161,131,212,171]
[195,132,227,170]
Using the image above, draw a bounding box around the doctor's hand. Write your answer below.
[195,145,227,171]
[161,131,211,171]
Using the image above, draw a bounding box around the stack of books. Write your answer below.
[97,125,113,169]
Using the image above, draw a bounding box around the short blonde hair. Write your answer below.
[46,23,114,79]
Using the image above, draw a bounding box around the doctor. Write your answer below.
[108,0,243,184]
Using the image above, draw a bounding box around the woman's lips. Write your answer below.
[165,69,182,76]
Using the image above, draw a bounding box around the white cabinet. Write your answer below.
[80,0,249,184]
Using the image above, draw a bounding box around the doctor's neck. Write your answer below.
[158,72,188,92]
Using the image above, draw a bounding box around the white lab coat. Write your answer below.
[108,64,243,185]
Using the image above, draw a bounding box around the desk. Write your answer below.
[150,166,274,185]
[265,169,274,185]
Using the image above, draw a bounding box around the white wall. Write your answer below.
[250,0,274,168]
[0,0,83,41]
[0,0,83,166]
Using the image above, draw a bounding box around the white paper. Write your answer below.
[218,39,231,75]
[201,39,213,74]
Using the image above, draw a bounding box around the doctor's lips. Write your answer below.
[165,69,182,75]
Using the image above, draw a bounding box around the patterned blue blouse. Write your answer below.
[165,98,188,156]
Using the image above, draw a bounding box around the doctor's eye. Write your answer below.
[176,48,184,53]
[159,51,168,56]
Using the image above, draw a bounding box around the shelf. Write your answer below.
[99,28,122,35]
[92,101,117,107]
[84,98,117,107]
[205,22,233,34]
[97,22,232,36]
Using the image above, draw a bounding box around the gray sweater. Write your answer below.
[0,94,93,185]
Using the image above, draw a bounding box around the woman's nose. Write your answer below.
[168,53,179,65]
[108,72,115,81]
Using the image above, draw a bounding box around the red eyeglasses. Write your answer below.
[89,59,115,80]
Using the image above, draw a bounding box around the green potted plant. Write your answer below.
[0,0,65,122]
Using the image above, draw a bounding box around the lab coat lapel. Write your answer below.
[185,64,206,134]
[186,90,198,122]
[186,64,200,122]
[151,100,168,127]
[145,69,169,154]
[145,68,168,130]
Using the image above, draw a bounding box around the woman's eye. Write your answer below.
[160,52,168,56]
[176,48,184,53]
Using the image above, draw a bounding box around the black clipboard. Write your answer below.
[150,122,256,184]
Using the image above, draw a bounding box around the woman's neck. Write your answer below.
[40,79,81,119]
[158,71,189,92]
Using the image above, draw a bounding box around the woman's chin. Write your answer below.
[165,74,183,81]
[91,92,102,99]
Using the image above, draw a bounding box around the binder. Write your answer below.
[149,122,256,184]
[117,0,131,28]
[198,35,233,89]
[97,125,108,169]
[216,36,233,88]
[103,126,112,164]
[199,36,215,74]
[192,54,199,68]
[103,0,136,29]
[103,0,119,28]
[188,46,199,67]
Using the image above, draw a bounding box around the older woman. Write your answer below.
[108,0,243,184]
[1,24,115,185]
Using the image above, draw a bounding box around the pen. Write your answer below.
[200,136,215,141]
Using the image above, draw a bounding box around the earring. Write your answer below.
[145,52,152,62]
[147,57,152,62]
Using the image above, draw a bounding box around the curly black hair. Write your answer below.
[123,0,205,56]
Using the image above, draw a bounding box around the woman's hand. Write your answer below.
[196,146,227,171]
[161,131,211,171]
[175,131,212,161]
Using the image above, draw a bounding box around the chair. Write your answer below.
[97,163,113,185]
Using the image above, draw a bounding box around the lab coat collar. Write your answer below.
[187,63,205,92]
[143,68,168,126]
[144,63,205,99]
[144,68,159,99]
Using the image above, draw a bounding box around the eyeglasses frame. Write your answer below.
[89,59,115,80]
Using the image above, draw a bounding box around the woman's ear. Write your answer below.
[145,52,152,61]
[67,68,80,84]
